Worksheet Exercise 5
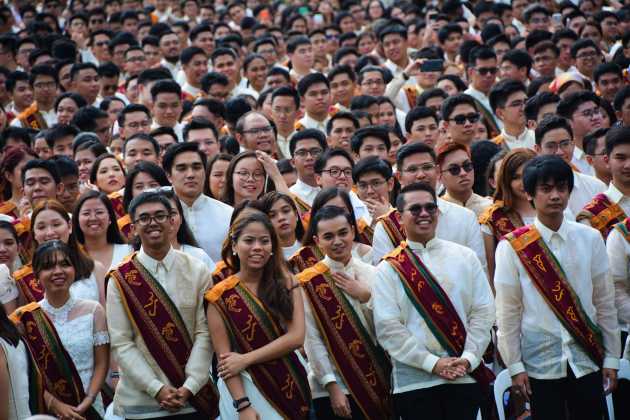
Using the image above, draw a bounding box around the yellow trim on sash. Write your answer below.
[204,274,240,303]
[117,214,131,230]
[296,261,329,284]
[383,241,406,260]
[13,265,33,281]
[478,200,504,225]
[508,228,540,251]
[9,301,41,323]
[376,207,398,223]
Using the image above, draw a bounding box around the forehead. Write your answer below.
[160,34,179,43]
[330,72,351,83]
[305,82,329,93]
[127,138,154,149]
[244,113,269,127]
[235,156,261,169]
[332,117,354,128]
[363,70,383,80]
[542,127,572,142]
[135,201,168,215]
[362,136,386,145]
[317,215,351,232]
[126,111,149,120]
[404,189,434,204]
[25,167,54,179]
[442,149,469,164]
[325,155,352,168]
[451,103,476,115]
[78,68,97,76]
[295,138,321,149]
[174,150,203,165]
[575,100,598,112]
[215,54,235,64]
[401,152,434,167]
[155,92,180,102]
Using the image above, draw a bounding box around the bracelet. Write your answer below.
[233,396,250,409]
[236,402,252,412]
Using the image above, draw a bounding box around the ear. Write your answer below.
[527,120,537,130]
[534,144,542,155]
[616,110,623,121]
[603,155,610,164]
[442,120,450,132]
[387,177,395,192]
[466,66,474,80]
[586,155,594,165]
[56,182,64,197]
[234,132,245,146]
[315,173,323,187]
[495,107,505,121]
[313,234,320,247]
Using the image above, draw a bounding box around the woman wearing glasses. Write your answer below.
[222,150,290,208]
[73,190,133,272]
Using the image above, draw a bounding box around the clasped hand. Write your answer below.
[156,385,193,412]
[432,357,470,380]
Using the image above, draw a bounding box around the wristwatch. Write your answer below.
[402,72,410,80]
[233,397,250,409]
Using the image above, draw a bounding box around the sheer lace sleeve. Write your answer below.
[91,301,110,346]
[0,264,17,304]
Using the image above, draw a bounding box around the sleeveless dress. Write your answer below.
[0,337,31,420]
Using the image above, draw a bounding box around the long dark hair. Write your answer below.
[302,187,361,247]
[205,153,233,198]
[89,153,126,186]
[221,151,275,206]
[162,188,200,248]
[221,212,293,322]
[258,191,304,242]
[31,200,94,279]
[123,161,170,212]
[73,190,127,245]
[0,145,36,200]
[0,301,20,347]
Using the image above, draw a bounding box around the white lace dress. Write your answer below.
[40,294,110,416]
[70,272,100,303]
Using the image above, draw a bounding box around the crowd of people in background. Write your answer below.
[1,0,630,419]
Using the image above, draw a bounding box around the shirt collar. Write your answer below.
[138,246,176,274]
[534,217,569,243]
[573,146,586,160]
[323,255,354,272]
[607,182,625,204]
[501,128,531,143]
[295,178,319,193]
[180,193,206,210]
[407,238,440,251]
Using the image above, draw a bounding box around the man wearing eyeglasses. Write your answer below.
[373,182,494,420]
[489,79,535,151]
[464,47,502,132]
[107,190,219,420]
[534,115,606,217]
[557,91,604,176]
[441,94,481,147]
[371,142,486,269]
[234,111,277,157]
[438,142,491,218]
[288,129,328,212]
[353,156,395,222]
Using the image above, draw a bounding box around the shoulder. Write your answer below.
[354,243,372,258]
[353,258,377,274]
[440,199,477,221]
[204,274,239,303]
[205,195,234,214]
[437,238,478,259]
[296,261,328,284]
[566,220,601,241]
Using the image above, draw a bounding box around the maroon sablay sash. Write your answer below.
[576,193,626,239]
[376,208,405,246]
[297,263,393,420]
[14,217,33,264]
[211,260,234,284]
[205,275,311,419]
[288,245,324,274]
[116,214,133,241]
[357,218,374,246]
[107,192,126,220]
[384,243,495,389]
[107,254,219,417]
[506,226,605,367]
[478,201,523,241]
[10,303,102,420]
[13,265,44,303]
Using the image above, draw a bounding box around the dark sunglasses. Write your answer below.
[443,161,474,176]
[476,66,498,76]
[405,203,438,217]
[449,113,480,125]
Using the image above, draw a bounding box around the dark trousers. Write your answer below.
[394,383,481,420]
[612,330,630,419]
[313,396,367,420]
[126,414,201,420]
[529,368,606,420]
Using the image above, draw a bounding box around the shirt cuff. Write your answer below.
[183,377,201,396]
[603,357,620,370]
[319,374,337,388]
[422,353,440,374]
[147,380,165,398]
[507,362,526,377]
[461,351,480,371]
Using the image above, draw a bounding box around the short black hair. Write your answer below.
[326,111,359,135]
[21,158,60,185]
[289,129,327,157]
[557,91,600,120]
[44,124,79,149]
[438,23,463,44]
[297,72,329,97]
[417,88,447,108]
[441,94,477,121]
[614,85,630,112]
[468,46,496,67]
[150,79,182,101]
[314,147,354,174]
[523,4,550,23]
[351,125,391,154]
[501,49,533,73]
[310,205,354,236]
[583,127,609,155]
[183,117,219,143]
[535,115,573,146]
[352,156,392,183]
[570,38,599,59]
[128,190,173,221]
[396,182,437,213]
[605,126,630,156]
[162,141,207,175]
[523,154,574,196]
[5,70,28,92]
[201,71,229,93]
[271,86,300,109]
[118,103,151,127]
[123,133,160,156]
[593,62,622,84]
[69,62,98,81]
[189,23,212,42]
[378,24,407,43]
[327,64,356,84]
[29,64,58,87]
[210,46,237,63]
[123,161,170,211]
[193,98,226,119]
[71,106,108,132]
[405,107,438,133]
[489,79,527,113]
[51,155,79,179]
[137,67,172,86]
[396,142,436,169]
[524,92,560,122]
[180,46,206,65]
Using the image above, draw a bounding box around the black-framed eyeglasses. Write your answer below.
[242,126,273,135]
[322,167,352,178]
[449,113,480,125]
[404,203,438,217]
[294,148,323,158]
[134,212,171,226]
[475,67,497,76]
[442,161,474,176]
